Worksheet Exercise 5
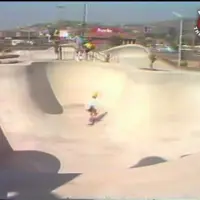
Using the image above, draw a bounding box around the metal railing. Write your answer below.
[58,44,119,63]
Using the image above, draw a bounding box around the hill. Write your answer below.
[149,18,196,34]
[124,18,196,34]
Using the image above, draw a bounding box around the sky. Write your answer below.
[0,1,199,29]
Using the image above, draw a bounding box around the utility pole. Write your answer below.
[192,19,196,48]
[82,3,87,37]
[172,11,183,67]
[56,5,65,28]
[178,18,183,67]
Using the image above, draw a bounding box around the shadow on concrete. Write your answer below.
[63,103,85,110]
[0,60,22,64]
[0,54,20,59]
[0,126,81,199]
[0,126,13,161]
[140,67,169,72]
[180,154,192,158]
[130,156,167,168]
[0,150,61,172]
[26,62,63,114]
[95,112,108,123]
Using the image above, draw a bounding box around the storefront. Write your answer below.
[86,26,136,46]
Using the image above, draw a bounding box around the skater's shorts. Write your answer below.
[85,48,94,53]
[84,43,95,53]
[87,106,96,113]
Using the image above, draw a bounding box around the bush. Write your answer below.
[180,60,188,67]
[105,53,110,62]
[170,42,178,51]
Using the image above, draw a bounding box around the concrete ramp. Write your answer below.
[106,44,150,56]
[104,44,151,69]
[46,61,200,152]
[47,61,126,109]
[105,44,176,70]
[1,47,200,197]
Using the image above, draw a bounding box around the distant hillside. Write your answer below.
[29,20,104,29]
[149,18,196,34]
[124,18,196,34]
[20,18,197,36]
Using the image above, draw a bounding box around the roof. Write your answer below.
[82,26,135,39]
[85,32,135,39]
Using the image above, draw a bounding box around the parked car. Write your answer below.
[157,46,177,53]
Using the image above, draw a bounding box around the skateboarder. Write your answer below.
[83,41,95,53]
[149,54,157,69]
[71,34,85,61]
[83,41,95,60]
[86,92,99,125]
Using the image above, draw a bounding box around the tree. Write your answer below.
[165,34,173,44]
[182,33,195,45]
[170,41,179,50]
[168,27,177,39]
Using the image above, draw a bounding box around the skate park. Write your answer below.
[1,44,200,198]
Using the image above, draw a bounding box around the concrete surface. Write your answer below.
[1,45,200,199]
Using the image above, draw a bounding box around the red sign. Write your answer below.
[97,28,112,33]
[91,27,123,34]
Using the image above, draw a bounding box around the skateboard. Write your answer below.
[88,117,95,126]
[87,111,108,126]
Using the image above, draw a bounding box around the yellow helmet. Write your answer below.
[92,92,98,98]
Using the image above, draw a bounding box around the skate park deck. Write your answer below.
[1,45,200,198]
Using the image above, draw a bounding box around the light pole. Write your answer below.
[82,3,88,37]
[172,11,183,67]
[192,19,196,48]
[56,5,66,27]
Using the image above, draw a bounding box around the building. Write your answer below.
[84,26,136,46]
[0,30,39,39]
